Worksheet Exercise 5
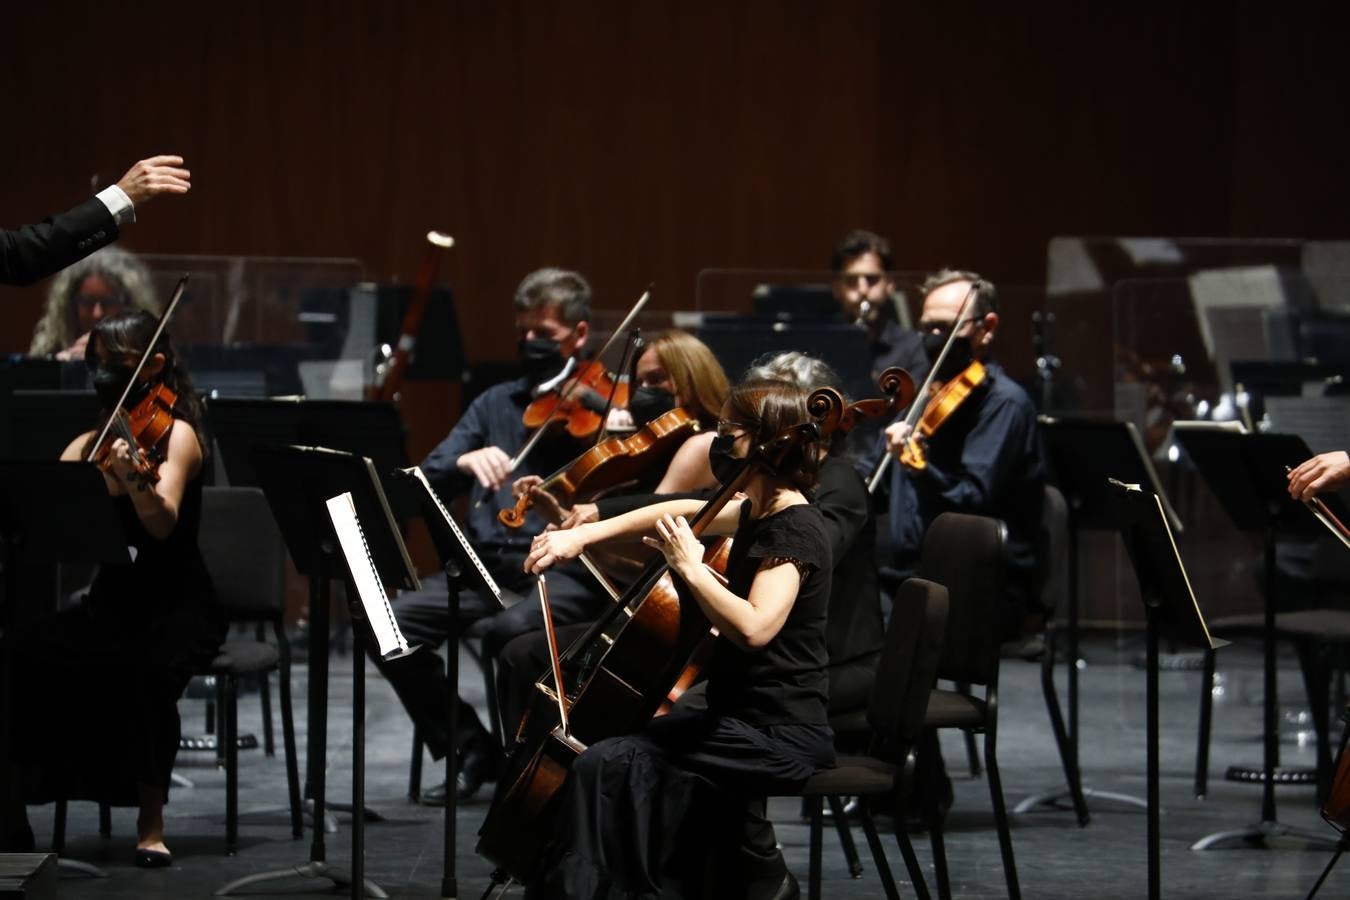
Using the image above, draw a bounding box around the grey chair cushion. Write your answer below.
[797,756,897,796]
[206,640,280,675]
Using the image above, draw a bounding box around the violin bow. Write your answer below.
[866,279,981,494]
[85,275,188,465]
[503,285,653,477]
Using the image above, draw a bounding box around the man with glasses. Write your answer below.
[3,155,191,287]
[830,229,928,386]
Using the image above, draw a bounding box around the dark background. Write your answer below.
[4,1,1348,362]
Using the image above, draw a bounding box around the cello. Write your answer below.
[476,386,847,887]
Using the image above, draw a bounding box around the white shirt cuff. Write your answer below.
[95,184,136,226]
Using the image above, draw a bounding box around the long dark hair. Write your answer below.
[85,309,207,454]
[723,378,820,492]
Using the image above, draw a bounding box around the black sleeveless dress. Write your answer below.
[11,470,225,806]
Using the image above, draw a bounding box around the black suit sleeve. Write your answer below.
[1,198,120,286]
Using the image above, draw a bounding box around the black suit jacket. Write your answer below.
[1,197,120,286]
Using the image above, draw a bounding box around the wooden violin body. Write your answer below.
[499,407,702,529]
[523,359,629,440]
[92,383,179,485]
[900,359,987,471]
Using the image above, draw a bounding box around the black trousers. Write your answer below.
[373,559,606,760]
[528,709,833,900]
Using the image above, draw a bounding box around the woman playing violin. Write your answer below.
[0,310,224,867]
[524,379,834,900]
[514,328,730,527]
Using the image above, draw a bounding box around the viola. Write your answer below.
[498,407,701,529]
[898,359,988,471]
[92,382,179,485]
[522,358,629,440]
[476,387,846,885]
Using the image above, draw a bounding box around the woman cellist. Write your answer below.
[522,378,834,900]
[0,310,224,867]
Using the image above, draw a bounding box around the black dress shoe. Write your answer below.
[134,848,173,868]
[770,872,800,900]
[420,781,448,806]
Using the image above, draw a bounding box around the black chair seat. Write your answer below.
[800,756,898,796]
[923,688,986,728]
[208,640,280,675]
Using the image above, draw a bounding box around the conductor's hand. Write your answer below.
[641,514,703,581]
[458,446,512,491]
[526,528,588,574]
[1287,450,1350,501]
[116,155,191,206]
[884,420,915,461]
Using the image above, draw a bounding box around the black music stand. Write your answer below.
[1173,426,1345,851]
[216,445,419,899]
[391,466,510,900]
[1109,478,1228,900]
[1018,418,1165,820]
[0,462,132,879]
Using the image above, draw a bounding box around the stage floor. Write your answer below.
[28,635,1348,899]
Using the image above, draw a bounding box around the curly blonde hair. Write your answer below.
[28,247,159,356]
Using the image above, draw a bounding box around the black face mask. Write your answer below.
[708,432,745,486]
[921,330,976,382]
[627,386,677,428]
[90,363,141,409]
[518,338,564,384]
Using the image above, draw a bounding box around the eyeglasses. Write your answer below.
[76,295,127,311]
[715,419,749,438]
[837,273,885,288]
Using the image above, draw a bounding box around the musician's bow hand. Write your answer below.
[526,528,588,574]
[1288,450,1350,501]
[558,503,600,531]
[458,446,512,491]
[642,514,702,581]
[884,420,915,462]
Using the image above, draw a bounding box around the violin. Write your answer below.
[92,382,179,485]
[898,359,988,471]
[477,387,846,885]
[521,358,630,440]
[867,280,984,493]
[499,407,701,529]
[1323,706,1350,833]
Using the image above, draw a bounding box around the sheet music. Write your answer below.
[401,466,506,607]
[326,491,412,659]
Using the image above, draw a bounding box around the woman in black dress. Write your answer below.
[523,378,834,900]
[1,310,223,866]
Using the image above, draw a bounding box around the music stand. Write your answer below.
[216,445,419,899]
[0,462,132,879]
[1018,417,1166,821]
[1109,478,1228,900]
[1172,426,1346,850]
[392,466,510,900]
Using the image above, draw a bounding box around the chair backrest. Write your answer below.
[199,485,287,620]
[916,512,1007,686]
[867,577,950,745]
[1034,484,1070,621]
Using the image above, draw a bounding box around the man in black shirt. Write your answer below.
[881,270,1047,637]
[374,267,607,801]
[830,229,928,477]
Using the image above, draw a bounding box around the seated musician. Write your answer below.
[830,229,927,472]
[0,310,224,867]
[372,267,609,803]
[881,269,1047,637]
[878,269,1046,825]
[495,330,731,734]
[28,245,160,360]
[523,378,833,900]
